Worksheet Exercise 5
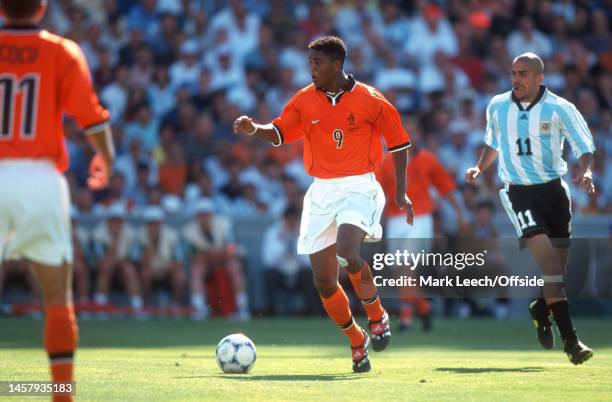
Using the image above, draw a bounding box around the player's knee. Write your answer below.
[312,275,337,296]
[39,284,70,306]
[336,254,349,268]
[335,250,361,272]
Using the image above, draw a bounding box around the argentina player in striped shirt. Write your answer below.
[466,52,595,365]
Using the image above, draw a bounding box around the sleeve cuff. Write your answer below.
[84,121,110,136]
[388,141,411,153]
[271,124,283,147]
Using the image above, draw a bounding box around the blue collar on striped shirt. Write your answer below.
[512,85,547,111]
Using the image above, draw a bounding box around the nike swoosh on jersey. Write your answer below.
[312,120,320,124]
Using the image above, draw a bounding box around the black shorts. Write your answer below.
[500,178,571,248]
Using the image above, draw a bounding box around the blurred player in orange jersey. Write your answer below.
[234,36,413,372]
[376,128,466,332]
[0,1,115,401]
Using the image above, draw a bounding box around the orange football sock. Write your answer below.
[44,305,78,402]
[321,287,365,347]
[348,262,384,322]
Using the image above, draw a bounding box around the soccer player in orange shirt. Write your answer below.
[234,36,413,372]
[0,1,115,400]
[377,139,465,332]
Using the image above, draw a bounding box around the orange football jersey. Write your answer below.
[272,75,410,179]
[0,26,109,172]
[376,149,456,217]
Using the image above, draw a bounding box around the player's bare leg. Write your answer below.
[190,253,209,319]
[525,234,593,364]
[310,244,370,372]
[337,224,390,352]
[30,261,77,402]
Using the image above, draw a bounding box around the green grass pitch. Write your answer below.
[0,317,610,401]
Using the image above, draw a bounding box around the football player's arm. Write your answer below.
[86,126,115,164]
[372,91,413,222]
[390,149,407,201]
[466,103,498,184]
[232,117,281,146]
[466,146,498,184]
[373,92,413,224]
[558,103,596,194]
[234,95,304,146]
[390,148,414,225]
[62,42,115,189]
[576,152,595,194]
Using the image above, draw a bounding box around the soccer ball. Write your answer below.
[215,333,257,374]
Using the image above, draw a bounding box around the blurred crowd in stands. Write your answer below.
[1,0,610,318]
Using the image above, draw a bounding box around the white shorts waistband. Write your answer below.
[313,172,376,185]
[0,158,56,169]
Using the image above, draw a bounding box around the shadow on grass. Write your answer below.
[177,373,365,381]
[436,367,548,374]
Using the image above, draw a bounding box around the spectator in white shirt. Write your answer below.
[506,16,553,59]
[100,64,130,124]
[262,207,319,315]
[169,40,202,91]
[183,199,250,320]
[92,204,143,314]
[134,206,186,307]
[404,3,458,67]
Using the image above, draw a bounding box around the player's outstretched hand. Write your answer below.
[395,193,414,225]
[87,154,111,190]
[465,166,480,184]
[574,169,595,195]
[233,115,256,136]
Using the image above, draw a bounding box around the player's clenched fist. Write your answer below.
[395,193,415,225]
[233,115,257,136]
[574,168,595,195]
[87,154,112,190]
[465,166,481,184]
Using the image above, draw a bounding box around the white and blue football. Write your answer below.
[215,333,257,374]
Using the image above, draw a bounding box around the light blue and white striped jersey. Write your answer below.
[484,86,595,185]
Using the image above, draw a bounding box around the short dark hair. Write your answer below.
[513,52,544,74]
[308,35,347,65]
[0,0,43,19]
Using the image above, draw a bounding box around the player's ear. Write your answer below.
[333,59,342,72]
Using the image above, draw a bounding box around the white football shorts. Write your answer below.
[297,173,385,255]
[0,159,73,266]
